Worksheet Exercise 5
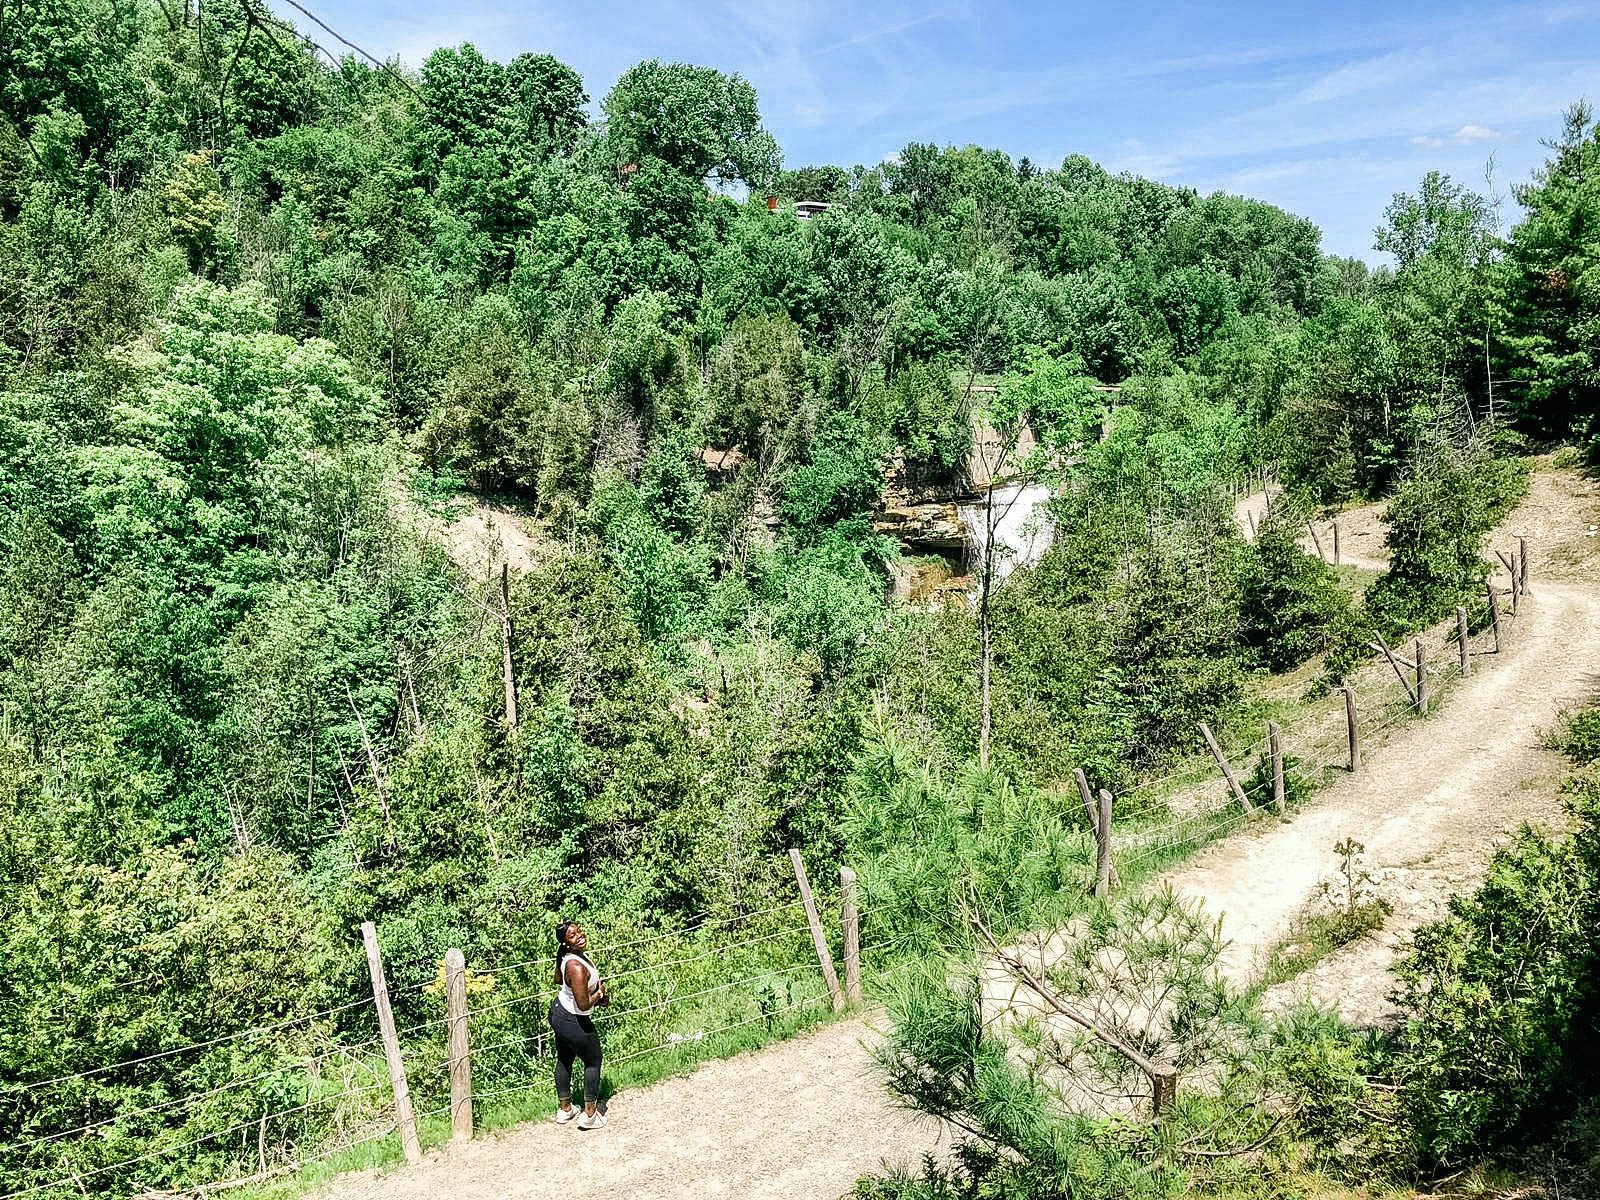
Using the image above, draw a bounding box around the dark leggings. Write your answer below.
[549,1000,602,1105]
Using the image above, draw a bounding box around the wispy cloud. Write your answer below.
[1453,123,1506,142]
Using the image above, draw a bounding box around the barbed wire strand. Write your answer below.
[6,998,375,1095]
[469,898,809,979]
[0,1082,393,1200]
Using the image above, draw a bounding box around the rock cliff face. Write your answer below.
[872,500,967,551]
[871,450,968,554]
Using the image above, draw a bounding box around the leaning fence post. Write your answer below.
[1307,521,1326,561]
[1094,789,1114,898]
[1487,582,1501,652]
[1456,607,1470,675]
[1199,723,1254,815]
[360,922,422,1164]
[445,949,472,1143]
[839,866,862,1005]
[789,849,844,1012]
[1267,721,1285,814]
[1414,639,1428,714]
[1343,680,1360,772]
[1073,767,1098,831]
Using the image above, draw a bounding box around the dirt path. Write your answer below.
[1207,462,1600,1022]
[312,1017,945,1200]
[1233,487,1389,570]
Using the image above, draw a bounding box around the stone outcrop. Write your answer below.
[874,448,968,554]
[872,501,966,552]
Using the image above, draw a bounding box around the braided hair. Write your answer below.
[553,920,589,986]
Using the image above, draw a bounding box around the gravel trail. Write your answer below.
[1209,464,1600,1021]
[311,1017,945,1200]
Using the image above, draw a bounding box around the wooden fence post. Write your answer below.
[1246,508,1257,539]
[1519,536,1529,593]
[1456,607,1470,675]
[445,949,472,1143]
[361,922,422,1164]
[789,849,844,1012]
[1267,721,1285,814]
[499,564,518,730]
[1487,582,1501,653]
[1343,680,1360,772]
[1369,632,1419,706]
[1414,639,1427,714]
[1094,789,1114,898]
[1332,519,1340,566]
[1199,723,1254,815]
[1511,564,1521,615]
[1307,521,1326,562]
[1073,768,1098,832]
[839,866,862,1006]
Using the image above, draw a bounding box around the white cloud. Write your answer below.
[1410,134,1445,147]
[1453,123,1505,143]
[1302,48,1433,103]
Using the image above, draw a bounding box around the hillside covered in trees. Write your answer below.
[3,1,1600,1196]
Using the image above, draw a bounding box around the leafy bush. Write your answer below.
[1548,708,1600,764]
[1270,1006,1410,1178]
[1385,790,1600,1169]
[1242,747,1315,811]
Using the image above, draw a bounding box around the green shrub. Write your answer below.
[1548,708,1600,764]
[1271,1007,1411,1179]
[1385,797,1600,1169]
[1243,747,1315,811]
[1240,510,1356,671]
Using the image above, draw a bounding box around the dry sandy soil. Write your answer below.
[315,462,1600,1198]
[311,1018,946,1200]
[415,499,545,579]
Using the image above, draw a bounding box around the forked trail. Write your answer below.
[316,464,1600,1199]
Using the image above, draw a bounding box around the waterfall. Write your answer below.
[957,483,1055,582]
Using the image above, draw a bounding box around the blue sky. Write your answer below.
[274,0,1599,260]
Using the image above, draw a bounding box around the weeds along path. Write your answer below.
[311,1017,945,1200]
[1196,467,1600,1023]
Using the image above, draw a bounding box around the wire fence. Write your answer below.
[1111,565,1525,876]
[0,892,850,1200]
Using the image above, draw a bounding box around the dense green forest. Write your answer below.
[2,0,1600,1195]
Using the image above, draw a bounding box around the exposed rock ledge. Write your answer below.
[872,502,966,552]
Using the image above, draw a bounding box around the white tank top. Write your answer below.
[557,951,601,1016]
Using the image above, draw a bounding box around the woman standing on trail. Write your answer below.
[550,919,609,1129]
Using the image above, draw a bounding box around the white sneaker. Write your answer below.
[576,1110,607,1131]
[553,1105,579,1125]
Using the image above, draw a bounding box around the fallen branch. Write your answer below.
[1175,1114,1287,1159]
